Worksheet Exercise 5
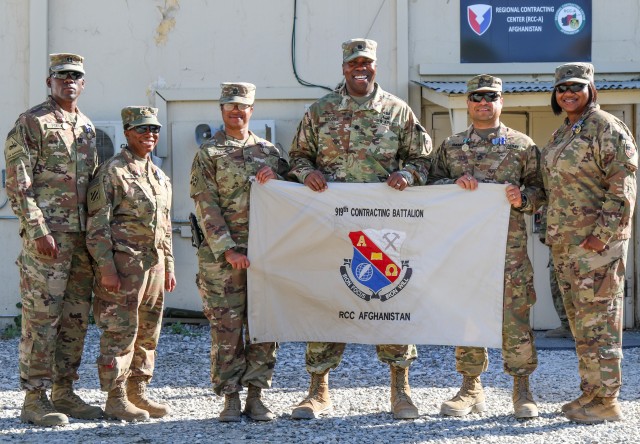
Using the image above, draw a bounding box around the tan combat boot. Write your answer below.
[561,392,595,413]
[219,392,242,422]
[441,375,486,416]
[565,397,623,424]
[291,370,332,419]
[513,376,538,419]
[20,389,69,427]
[243,385,275,421]
[52,380,104,419]
[390,366,419,419]
[126,377,170,418]
[105,381,150,422]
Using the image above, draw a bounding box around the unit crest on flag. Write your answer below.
[468,4,492,36]
[340,229,413,302]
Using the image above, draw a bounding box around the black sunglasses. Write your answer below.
[132,125,161,134]
[468,92,500,103]
[556,84,587,93]
[50,71,84,80]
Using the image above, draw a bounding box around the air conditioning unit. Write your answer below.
[93,121,127,165]
[195,120,277,146]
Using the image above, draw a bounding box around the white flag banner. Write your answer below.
[247,181,510,348]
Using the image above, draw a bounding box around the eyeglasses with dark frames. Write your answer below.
[50,71,84,81]
[131,125,161,134]
[556,84,587,93]
[468,92,500,103]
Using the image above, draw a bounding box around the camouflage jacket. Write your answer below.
[287,83,431,185]
[86,147,174,276]
[4,96,97,238]
[429,123,545,236]
[541,104,637,245]
[190,130,288,260]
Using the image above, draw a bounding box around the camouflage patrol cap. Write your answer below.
[554,62,594,86]
[342,38,377,63]
[49,53,85,74]
[121,106,162,130]
[220,82,256,105]
[467,74,502,93]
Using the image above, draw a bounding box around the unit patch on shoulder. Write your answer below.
[87,179,107,213]
[5,135,27,163]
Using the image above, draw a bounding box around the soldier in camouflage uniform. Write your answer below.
[287,39,431,420]
[4,53,103,426]
[429,75,544,419]
[542,63,637,424]
[190,83,287,422]
[86,106,175,422]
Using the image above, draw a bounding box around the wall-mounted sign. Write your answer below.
[461,1,592,63]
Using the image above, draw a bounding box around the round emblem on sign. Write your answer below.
[555,3,586,35]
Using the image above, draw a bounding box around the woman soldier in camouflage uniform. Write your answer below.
[190,83,288,422]
[542,63,637,424]
[87,106,175,422]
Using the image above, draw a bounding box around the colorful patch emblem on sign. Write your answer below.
[467,4,492,36]
[340,229,412,302]
[555,3,586,35]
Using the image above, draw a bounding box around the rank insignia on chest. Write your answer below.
[462,144,469,152]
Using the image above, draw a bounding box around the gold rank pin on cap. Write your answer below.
[121,106,161,130]
[219,82,256,105]
[466,74,502,93]
[342,38,377,63]
[49,53,85,74]
[554,62,594,87]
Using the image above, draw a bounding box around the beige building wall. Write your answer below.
[0,0,407,323]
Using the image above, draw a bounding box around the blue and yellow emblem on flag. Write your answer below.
[340,229,412,302]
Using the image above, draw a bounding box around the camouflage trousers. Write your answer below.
[94,251,165,392]
[456,238,538,377]
[17,231,93,390]
[306,342,417,374]
[197,247,277,396]
[548,254,569,328]
[551,241,627,398]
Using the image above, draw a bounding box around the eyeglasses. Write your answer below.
[50,71,84,80]
[131,125,161,134]
[468,92,500,103]
[222,103,251,111]
[556,84,587,93]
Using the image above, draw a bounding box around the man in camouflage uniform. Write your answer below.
[429,75,544,419]
[4,53,103,426]
[190,83,287,422]
[87,106,175,422]
[539,208,572,338]
[542,63,637,423]
[287,39,431,420]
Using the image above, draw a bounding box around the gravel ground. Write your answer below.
[1,325,639,443]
